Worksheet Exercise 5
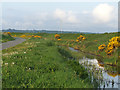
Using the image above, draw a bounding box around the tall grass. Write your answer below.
[2,38,94,88]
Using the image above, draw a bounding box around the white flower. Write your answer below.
[12,62,15,65]
[5,63,8,65]
[24,52,26,54]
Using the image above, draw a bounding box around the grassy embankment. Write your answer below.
[49,33,119,65]
[2,34,95,88]
[12,32,120,70]
[0,32,15,43]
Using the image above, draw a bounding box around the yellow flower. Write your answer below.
[20,35,26,38]
[77,37,80,40]
[38,36,42,38]
[113,41,120,47]
[7,32,11,35]
[32,35,34,37]
[57,39,61,41]
[105,36,120,55]
[98,44,106,51]
[83,37,86,40]
[28,35,32,38]
[77,35,86,41]
[80,35,83,38]
[107,42,113,47]
[55,34,60,39]
[76,39,79,42]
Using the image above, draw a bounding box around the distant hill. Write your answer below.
[2,29,95,34]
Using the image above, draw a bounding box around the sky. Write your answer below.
[1,2,118,33]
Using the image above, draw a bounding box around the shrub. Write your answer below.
[55,34,60,39]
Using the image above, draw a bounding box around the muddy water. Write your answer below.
[69,47,120,88]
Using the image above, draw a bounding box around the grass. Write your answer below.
[54,33,119,65]
[2,37,94,88]
[2,32,119,88]
[1,34,15,43]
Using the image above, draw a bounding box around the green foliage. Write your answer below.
[1,34,15,43]
[57,47,73,59]
[67,60,88,79]
[46,41,55,46]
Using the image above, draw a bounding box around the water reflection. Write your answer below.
[69,47,119,88]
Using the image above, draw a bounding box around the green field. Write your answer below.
[2,32,120,88]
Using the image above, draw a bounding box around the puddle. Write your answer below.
[69,47,119,88]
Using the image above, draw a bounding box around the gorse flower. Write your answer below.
[98,36,120,55]
[76,39,79,42]
[57,39,61,41]
[7,32,11,35]
[76,35,86,42]
[98,44,106,51]
[55,34,60,39]
[20,35,42,38]
[7,32,12,37]
[20,35,26,38]
[34,35,42,38]
[106,36,120,55]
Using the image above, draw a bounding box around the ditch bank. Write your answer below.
[69,47,119,88]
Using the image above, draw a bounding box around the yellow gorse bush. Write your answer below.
[34,35,42,38]
[98,44,106,51]
[98,36,120,55]
[7,32,11,35]
[7,32,12,37]
[55,34,62,41]
[76,35,86,42]
[55,34,60,39]
[20,35,26,38]
[20,35,42,38]
[105,36,120,55]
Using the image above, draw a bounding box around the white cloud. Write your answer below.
[92,4,114,23]
[54,9,78,23]
[82,11,89,14]
[54,9,66,21]
[24,12,48,22]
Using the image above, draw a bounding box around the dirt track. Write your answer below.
[0,37,26,50]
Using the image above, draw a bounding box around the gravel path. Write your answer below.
[0,37,26,50]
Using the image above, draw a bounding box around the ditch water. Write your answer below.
[69,47,120,88]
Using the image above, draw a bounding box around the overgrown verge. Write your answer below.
[57,47,98,87]
[1,34,15,43]
[2,38,94,88]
